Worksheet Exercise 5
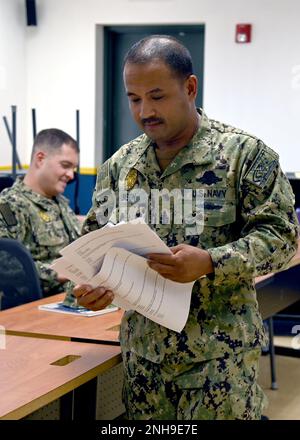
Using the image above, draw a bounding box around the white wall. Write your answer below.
[3,0,300,172]
[0,0,27,167]
[203,0,300,173]
[25,0,97,167]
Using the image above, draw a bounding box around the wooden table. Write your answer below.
[0,334,121,420]
[0,293,123,344]
[1,241,299,343]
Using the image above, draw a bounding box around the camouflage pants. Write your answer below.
[122,348,267,420]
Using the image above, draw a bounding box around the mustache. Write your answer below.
[142,118,164,125]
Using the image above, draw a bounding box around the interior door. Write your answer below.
[103,25,205,159]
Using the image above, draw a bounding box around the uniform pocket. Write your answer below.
[204,201,236,226]
[183,201,237,247]
[175,349,265,420]
[35,220,66,247]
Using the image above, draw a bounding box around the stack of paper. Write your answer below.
[51,220,194,332]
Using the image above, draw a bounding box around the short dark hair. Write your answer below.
[31,128,78,161]
[124,35,194,80]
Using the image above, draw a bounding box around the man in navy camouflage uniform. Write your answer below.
[0,129,81,296]
[74,36,299,419]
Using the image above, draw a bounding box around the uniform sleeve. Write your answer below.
[82,160,115,234]
[0,198,27,240]
[207,140,299,285]
[0,198,62,295]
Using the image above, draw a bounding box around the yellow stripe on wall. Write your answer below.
[0,165,29,171]
[80,167,98,175]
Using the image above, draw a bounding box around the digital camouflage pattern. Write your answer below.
[0,177,81,295]
[82,108,299,419]
[123,348,266,420]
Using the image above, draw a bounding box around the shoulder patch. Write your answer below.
[0,203,17,226]
[244,147,279,189]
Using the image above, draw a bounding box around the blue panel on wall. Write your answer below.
[63,173,97,215]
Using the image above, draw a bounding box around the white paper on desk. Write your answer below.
[50,220,194,332]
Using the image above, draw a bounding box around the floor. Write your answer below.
[258,336,300,420]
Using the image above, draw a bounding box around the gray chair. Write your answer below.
[0,238,42,310]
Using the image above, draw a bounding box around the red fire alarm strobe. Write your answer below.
[235,24,252,43]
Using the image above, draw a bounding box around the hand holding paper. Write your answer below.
[147,243,214,282]
[74,284,114,312]
[51,220,195,332]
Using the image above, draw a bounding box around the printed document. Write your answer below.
[51,220,194,332]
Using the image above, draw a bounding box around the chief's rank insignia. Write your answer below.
[125,169,138,190]
[39,211,51,222]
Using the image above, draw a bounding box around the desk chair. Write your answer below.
[0,238,42,310]
[0,176,14,193]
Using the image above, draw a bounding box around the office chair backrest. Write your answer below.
[0,238,42,310]
[0,176,14,193]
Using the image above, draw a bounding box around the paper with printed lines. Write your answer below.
[51,220,194,332]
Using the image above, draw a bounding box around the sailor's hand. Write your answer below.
[147,244,214,283]
[73,284,114,311]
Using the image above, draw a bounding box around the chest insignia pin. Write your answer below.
[125,169,138,190]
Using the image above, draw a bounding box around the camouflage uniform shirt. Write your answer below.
[0,177,81,295]
[83,108,298,364]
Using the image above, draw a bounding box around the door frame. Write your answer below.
[103,24,205,160]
